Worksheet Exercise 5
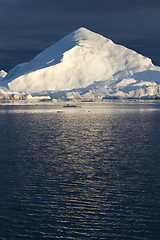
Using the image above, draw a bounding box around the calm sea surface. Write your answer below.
[0,103,160,240]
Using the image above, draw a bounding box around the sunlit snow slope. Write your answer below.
[1,27,160,98]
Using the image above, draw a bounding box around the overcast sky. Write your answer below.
[1,0,160,71]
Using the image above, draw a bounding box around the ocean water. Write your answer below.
[0,103,160,240]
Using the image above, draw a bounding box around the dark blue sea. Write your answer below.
[0,102,160,240]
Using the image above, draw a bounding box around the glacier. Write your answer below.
[1,27,160,99]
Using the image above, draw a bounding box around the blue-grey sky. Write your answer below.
[1,0,160,71]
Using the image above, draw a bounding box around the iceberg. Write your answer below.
[1,27,160,99]
[0,70,7,81]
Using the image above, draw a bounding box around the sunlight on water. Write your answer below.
[0,104,160,239]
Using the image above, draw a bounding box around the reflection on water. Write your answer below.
[0,104,160,239]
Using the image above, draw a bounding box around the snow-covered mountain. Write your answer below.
[1,27,160,99]
[0,70,7,81]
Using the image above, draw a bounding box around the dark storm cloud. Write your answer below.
[0,0,160,71]
[20,0,160,12]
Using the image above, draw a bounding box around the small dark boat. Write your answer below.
[57,110,65,113]
[63,104,81,108]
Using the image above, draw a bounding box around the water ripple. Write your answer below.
[0,104,160,239]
